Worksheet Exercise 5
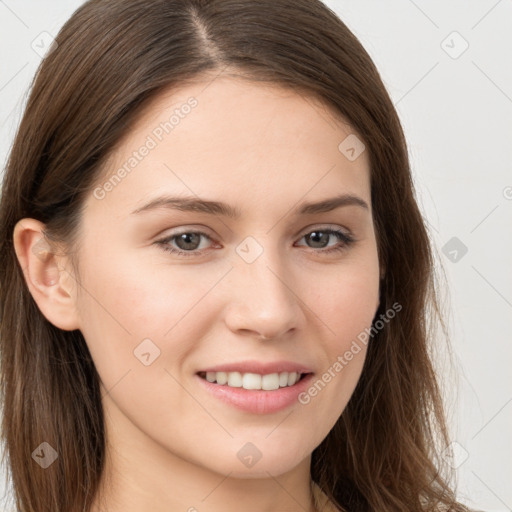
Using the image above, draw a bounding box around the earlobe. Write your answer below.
[12,218,81,331]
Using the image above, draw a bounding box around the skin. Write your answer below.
[13,72,382,512]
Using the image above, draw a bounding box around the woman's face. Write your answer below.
[73,75,380,479]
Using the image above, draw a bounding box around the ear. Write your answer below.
[12,218,81,331]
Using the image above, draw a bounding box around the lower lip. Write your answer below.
[195,373,314,414]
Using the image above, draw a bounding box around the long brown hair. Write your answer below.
[0,1,469,510]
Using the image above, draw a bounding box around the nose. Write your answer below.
[222,250,304,340]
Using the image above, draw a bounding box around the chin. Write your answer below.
[201,444,310,479]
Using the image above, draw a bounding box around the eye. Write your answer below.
[155,230,214,258]
[295,227,355,254]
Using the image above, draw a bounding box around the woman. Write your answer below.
[0,0,471,511]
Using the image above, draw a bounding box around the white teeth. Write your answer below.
[262,373,280,390]
[243,373,262,390]
[216,371,228,385]
[227,371,243,387]
[287,372,297,386]
[202,371,302,390]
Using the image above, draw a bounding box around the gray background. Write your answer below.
[0,1,511,511]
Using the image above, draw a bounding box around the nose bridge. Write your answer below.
[222,238,302,338]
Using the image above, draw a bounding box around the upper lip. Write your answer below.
[198,360,314,375]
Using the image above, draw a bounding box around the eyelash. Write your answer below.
[155,228,355,258]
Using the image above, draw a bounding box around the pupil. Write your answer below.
[308,231,328,248]
[177,233,200,250]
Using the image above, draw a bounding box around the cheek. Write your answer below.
[75,250,229,380]
[299,256,379,425]
[311,257,380,344]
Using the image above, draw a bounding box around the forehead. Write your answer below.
[88,74,371,218]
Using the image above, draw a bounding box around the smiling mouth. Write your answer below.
[197,371,311,391]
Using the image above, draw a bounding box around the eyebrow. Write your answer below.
[130,193,369,218]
